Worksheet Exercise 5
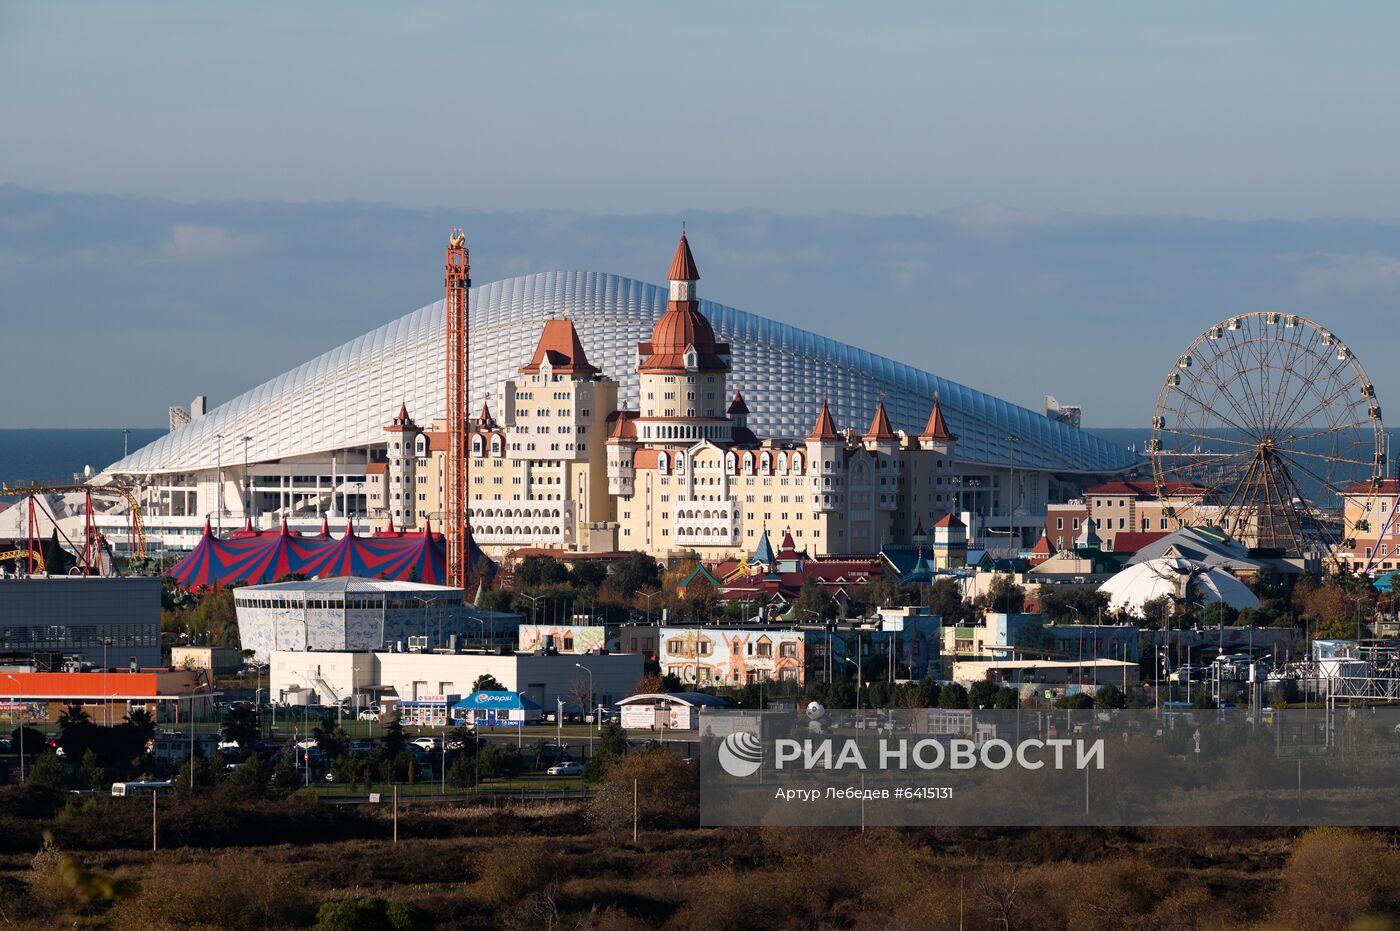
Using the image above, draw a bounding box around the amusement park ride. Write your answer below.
[0,482,146,575]
[1149,312,1387,569]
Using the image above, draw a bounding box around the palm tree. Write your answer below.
[58,703,91,730]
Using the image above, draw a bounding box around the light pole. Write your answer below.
[292,671,314,785]
[242,435,253,524]
[4,674,24,782]
[575,662,595,749]
[844,657,861,714]
[1005,434,1021,550]
[99,637,113,726]
[249,662,268,730]
[640,589,660,625]
[215,432,225,535]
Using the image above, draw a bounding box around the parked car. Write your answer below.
[357,707,382,721]
[547,761,583,777]
[410,736,441,752]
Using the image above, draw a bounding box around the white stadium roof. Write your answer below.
[106,271,1137,476]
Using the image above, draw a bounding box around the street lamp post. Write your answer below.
[100,637,113,726]
[4,674,24,782]
[242,435,253,524]
[843,657,861,714]
[215,432,225,535]
[575,662,596,749]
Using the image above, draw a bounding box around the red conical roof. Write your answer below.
[519,318,599,376]
[668,233,700,281]
[478,400,494,424]
[806,400,841,442]
[864,400,896,441]
[919,394,957,442]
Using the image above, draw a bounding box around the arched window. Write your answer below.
[676,453,686,473]
[743,453,755,475]
[792,453,804,474]
[490,435,503,457]
[777,452,789,474]
[471,435,484,456]
[657,452,670,473]
[726,452,737,474]
[761,452,772,473]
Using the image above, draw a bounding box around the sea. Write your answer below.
[0,429,166,488]
[0,425,1393,494]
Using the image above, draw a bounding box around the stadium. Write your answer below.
[91,265,1137,556]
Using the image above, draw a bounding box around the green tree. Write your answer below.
[609,551,662,597]
[447,752,477,788]
[980,575,1026,615]
[1056,692,1094,710]
[124,707,155,745]
[270,753,300,794]
[515,554,569,589]
[992,687,1019,709]
[475,743,520,780]
[79,749,108,791]
[1139,595,1173,629]
[568,559,609,590]
[312,717,349,759]
[471,673,505,693]
[1094,683,1128,709]
[937,682,969,709]
[230,751,270,792]
[792,579,838,622]
[584,721,629,781]
[380,714,407,757]
[28,752,68,789]
[967,679,1000,709]
[923,577,970,623]
[221,704,260,747]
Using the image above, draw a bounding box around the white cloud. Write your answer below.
[1293,252,1400,300]
[155,224,269,262]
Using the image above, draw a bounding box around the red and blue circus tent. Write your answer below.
[169,517,457,590]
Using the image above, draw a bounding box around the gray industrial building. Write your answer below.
[0,576,163,669]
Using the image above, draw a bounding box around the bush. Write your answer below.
[472,838,555,907]
[27,752,68,790]
[1277,827,1400,929]
[314,895,389,931]
[108,850,312,930]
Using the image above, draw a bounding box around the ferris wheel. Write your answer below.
[1149,312,1385,562]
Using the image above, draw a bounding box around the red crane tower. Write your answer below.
[444,229,472,589]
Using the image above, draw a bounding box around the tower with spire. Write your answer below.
[382,402,421,530]
[634,233,733,446]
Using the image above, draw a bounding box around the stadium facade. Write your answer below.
[97,234,1137,558]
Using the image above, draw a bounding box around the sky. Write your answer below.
[2,2,1399,428]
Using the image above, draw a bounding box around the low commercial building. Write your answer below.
[616,691,733,729]
[234,576,522,661]
[657,608,942,687]
[170,646,243,674]
[0,669,217,723]
[269,649,642,715]
[951,658,1139,691]
[0,576,162,669]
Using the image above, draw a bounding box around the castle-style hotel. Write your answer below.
[380,235,963,560]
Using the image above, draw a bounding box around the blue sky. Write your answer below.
[3,3,1399,428]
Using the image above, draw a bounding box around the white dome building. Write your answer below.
[1099,557,1260,615]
